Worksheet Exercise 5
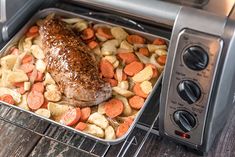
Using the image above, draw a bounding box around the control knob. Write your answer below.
[183,46,209,71]
[174,110,196,132]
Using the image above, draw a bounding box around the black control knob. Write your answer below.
[174,110,196,132]
[183,46,209,71]
[177,80,201,104]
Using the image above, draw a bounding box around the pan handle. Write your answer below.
[0,0,6,22]
[82,12,147,33]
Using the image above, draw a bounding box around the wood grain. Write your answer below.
[0,106,235,157]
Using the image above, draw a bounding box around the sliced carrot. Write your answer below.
[129,95,145,109]
[14,82,24,87]
[22,54,33,64]
[80,107,91,121]
[124,61,144,76]
[100,59,114,78]
[29,26,39,34]
[27,91,44,110]
[17,86,26,95]
[61,108,81,126]
[145,63,159,78]
[124,117,134,126]
[117,52,138,64]
[75,122,87,131]
[31,82,44,93]
[0,94,15,105]
[26,32,39,38]
[105,98,124,118]
[88,41,98,49]
[116,122,129,138]
[41,100,48,109]
[11,48,19,55]
[114,71,127,81]
[35,71,44,82]
[96,27,113,39]
[127,35,145,44]
[153,38,166,45]
[20,63,35,73]
[133,83,148,98]
[81,28,95,40]
[139,47,149,57]
[27,68,38,83]
[157,55,167,65]
[104,78,118,87]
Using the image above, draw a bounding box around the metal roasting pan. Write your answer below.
[0,8,169,145]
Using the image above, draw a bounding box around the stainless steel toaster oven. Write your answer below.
[0,0,235,156]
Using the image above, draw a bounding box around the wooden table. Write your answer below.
[0,105,235,157]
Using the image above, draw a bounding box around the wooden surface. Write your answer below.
[0,106,235,157]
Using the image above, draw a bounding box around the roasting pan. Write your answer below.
[0,8,169,144]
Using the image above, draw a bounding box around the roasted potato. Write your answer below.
[132,66,153,82]
[83,124,104,138]
[88,112,109,129]
[105,126,116,140]
[35,108,51,118]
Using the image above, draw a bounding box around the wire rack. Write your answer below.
[0,102,159,157]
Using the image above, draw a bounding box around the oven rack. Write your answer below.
[0,102,159,157]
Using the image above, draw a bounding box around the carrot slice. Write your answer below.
[116,122,129,138]
[61,108,81,126]
[17,86,26,95]
[27,91,44,110]
[14,82,24,87]
[100,59,114,78]
[145,63,159,78]
[114,71,127,81]
[117,52,138,64]
[35,71,44,82]
[41,100,48,109]
[29,26,39,34]
[26,32,39,38]
[139,47,149,57]
[88,41,98,49]
[105,98,124,118]
[11,48,19,55]
[127,35,145,44]
[81,28,95,40]
[80,107,91,121]
[157,55,167,65]
[75,122,87,131]
[104,78,118,87]
[129,95,145,109]
[0,94,15,105]
[22,54,33,64]
[27,68,38,83]
[20,63,35,73]
[97,27,113,39]
[124,117,134,126]
[124,61,144,76]
[153,38,166,45]
[31,82,44,93]
[133,83,148,98]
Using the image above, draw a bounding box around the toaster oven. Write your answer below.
[0,0,235,156]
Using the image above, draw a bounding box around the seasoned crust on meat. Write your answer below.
[40,16,112,107]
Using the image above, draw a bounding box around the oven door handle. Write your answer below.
[82,12,147,33]
[0,0,6,22]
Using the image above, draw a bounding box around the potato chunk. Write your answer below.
[105,126,116,140]
[88,112,109,129]
[83,124,104,138]
[132,66,153,82]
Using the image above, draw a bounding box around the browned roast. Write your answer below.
[39,17,112,107]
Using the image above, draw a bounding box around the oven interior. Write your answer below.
[0,0,172,156]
